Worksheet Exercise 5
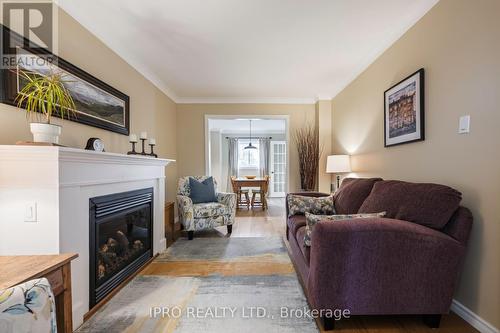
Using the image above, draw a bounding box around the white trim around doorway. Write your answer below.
[204,114,290,194]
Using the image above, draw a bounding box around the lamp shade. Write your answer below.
[326,155,351,173]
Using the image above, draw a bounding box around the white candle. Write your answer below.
[129,134,137,143]
[140,131,148,139]
[149,138,156,145]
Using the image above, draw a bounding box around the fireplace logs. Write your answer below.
[115,230,130,252]
[97,230,145,281]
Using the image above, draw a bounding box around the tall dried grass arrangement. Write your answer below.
[293,125,323,191]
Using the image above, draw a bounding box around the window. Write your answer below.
[238,140,260,169]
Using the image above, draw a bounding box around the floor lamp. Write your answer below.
[326,155,351,192]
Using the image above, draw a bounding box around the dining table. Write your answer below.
[233,177,268,209]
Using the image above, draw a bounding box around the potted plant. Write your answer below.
[15,70,76,144]
[293,124,323,191]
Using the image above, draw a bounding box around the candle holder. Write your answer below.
[140,138,147,155]
[127,141,139,155]
[149,143,158,158]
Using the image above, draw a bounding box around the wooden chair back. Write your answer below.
[230,176,238,193]
[263,175,270,193]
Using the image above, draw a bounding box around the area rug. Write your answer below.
[77,237,318,333]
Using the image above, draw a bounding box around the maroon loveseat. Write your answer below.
[286,178,472,330]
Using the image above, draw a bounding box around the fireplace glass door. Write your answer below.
[89,188,153,307]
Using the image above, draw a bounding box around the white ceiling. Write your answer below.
[209,118,286,134]
[58,0,439,103]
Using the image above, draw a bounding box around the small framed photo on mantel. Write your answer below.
[384,68,425,147]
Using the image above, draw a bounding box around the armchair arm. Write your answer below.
[217,192,236,219]
[177,195,195,231]
[0,278,57,332]
[307,217,466,314]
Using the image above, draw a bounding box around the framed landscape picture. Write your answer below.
[1,26,130,135]
[384,68,424,147]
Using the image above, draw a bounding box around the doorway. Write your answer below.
[205,115,289,198]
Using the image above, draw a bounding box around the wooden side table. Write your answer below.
[0,253,78,333]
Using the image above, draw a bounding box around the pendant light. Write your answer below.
[244,119,257,150]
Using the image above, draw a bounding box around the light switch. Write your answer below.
[24,202,37,222]
[458,115,470,134]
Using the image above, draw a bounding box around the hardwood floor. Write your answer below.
[173,197,477,333]
[183,197,286,239]
[318,314,478,333]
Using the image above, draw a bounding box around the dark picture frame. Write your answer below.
[384,68,424,147]
[0,25,130,135]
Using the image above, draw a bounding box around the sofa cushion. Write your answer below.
[189,176,217,204]
[296,226,311,263]
[193,202,230,218]
[334,178,382,214]
[287,194,335,216]
[358,180,462,229]
[304,211,386,246]
[287,215,307,235]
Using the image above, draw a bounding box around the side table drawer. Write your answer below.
[45,268,64,295]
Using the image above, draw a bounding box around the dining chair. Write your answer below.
[231,176,250,209]
[251,175,270,209]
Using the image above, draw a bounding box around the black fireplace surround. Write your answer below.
[89,188,153,308]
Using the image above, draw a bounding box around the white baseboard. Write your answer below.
[451,299,499,333]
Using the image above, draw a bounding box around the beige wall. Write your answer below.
[316,100,332,193]
[0,9,178,201]
[332,0,499,327]
[176,103,316,192]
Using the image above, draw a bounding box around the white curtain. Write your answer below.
[259,138,270,177]
[227,138,239,192]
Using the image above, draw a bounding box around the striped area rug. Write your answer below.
[77,237,318,333]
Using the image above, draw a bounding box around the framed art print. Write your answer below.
[384,68,424,147]
[1,25,130,135]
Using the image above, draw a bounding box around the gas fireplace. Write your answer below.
[89,188,153,308]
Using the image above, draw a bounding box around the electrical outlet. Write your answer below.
[24,202,37,222]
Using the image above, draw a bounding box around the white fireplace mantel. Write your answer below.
[0,145,175,328]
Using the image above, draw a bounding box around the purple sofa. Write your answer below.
[286,178,472,330]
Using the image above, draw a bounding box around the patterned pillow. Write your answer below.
[287,195,335,217]
[304,211,386,246]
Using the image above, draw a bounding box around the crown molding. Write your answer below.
[315,95,333,101]
[175,97,317,105]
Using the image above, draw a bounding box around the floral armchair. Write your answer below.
[0,278,57,333]
[177,176,236,239]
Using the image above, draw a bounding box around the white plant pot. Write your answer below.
[30,123,62,144]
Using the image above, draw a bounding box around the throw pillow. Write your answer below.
[287,195,335,217]
[304,211,386,246]
[189,176,217,204]
[333,178,382,214]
